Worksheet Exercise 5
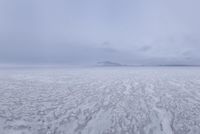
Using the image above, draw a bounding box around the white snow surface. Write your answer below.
[0,67,200,134]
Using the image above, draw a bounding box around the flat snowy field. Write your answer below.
[0,67,200,134]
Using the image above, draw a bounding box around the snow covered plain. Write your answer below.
[0,67,200,134]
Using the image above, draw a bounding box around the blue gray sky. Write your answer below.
[0,0,200,65]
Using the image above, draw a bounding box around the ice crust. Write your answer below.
[0,67,200,134]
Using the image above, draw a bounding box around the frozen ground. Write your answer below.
[0,67,200,134]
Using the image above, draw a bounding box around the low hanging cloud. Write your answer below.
[0,0,200,65]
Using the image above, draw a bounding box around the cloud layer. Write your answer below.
[0,0,200,65]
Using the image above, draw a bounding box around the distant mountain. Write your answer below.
[97,61,125,66]
[156,64,200,67]
[96,61,200,67]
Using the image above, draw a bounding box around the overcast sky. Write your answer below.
[0,0,200,65]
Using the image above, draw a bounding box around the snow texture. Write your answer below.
[0,67,200,134]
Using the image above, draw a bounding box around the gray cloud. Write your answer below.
[0,0,200,65]
[139,46,152,52]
